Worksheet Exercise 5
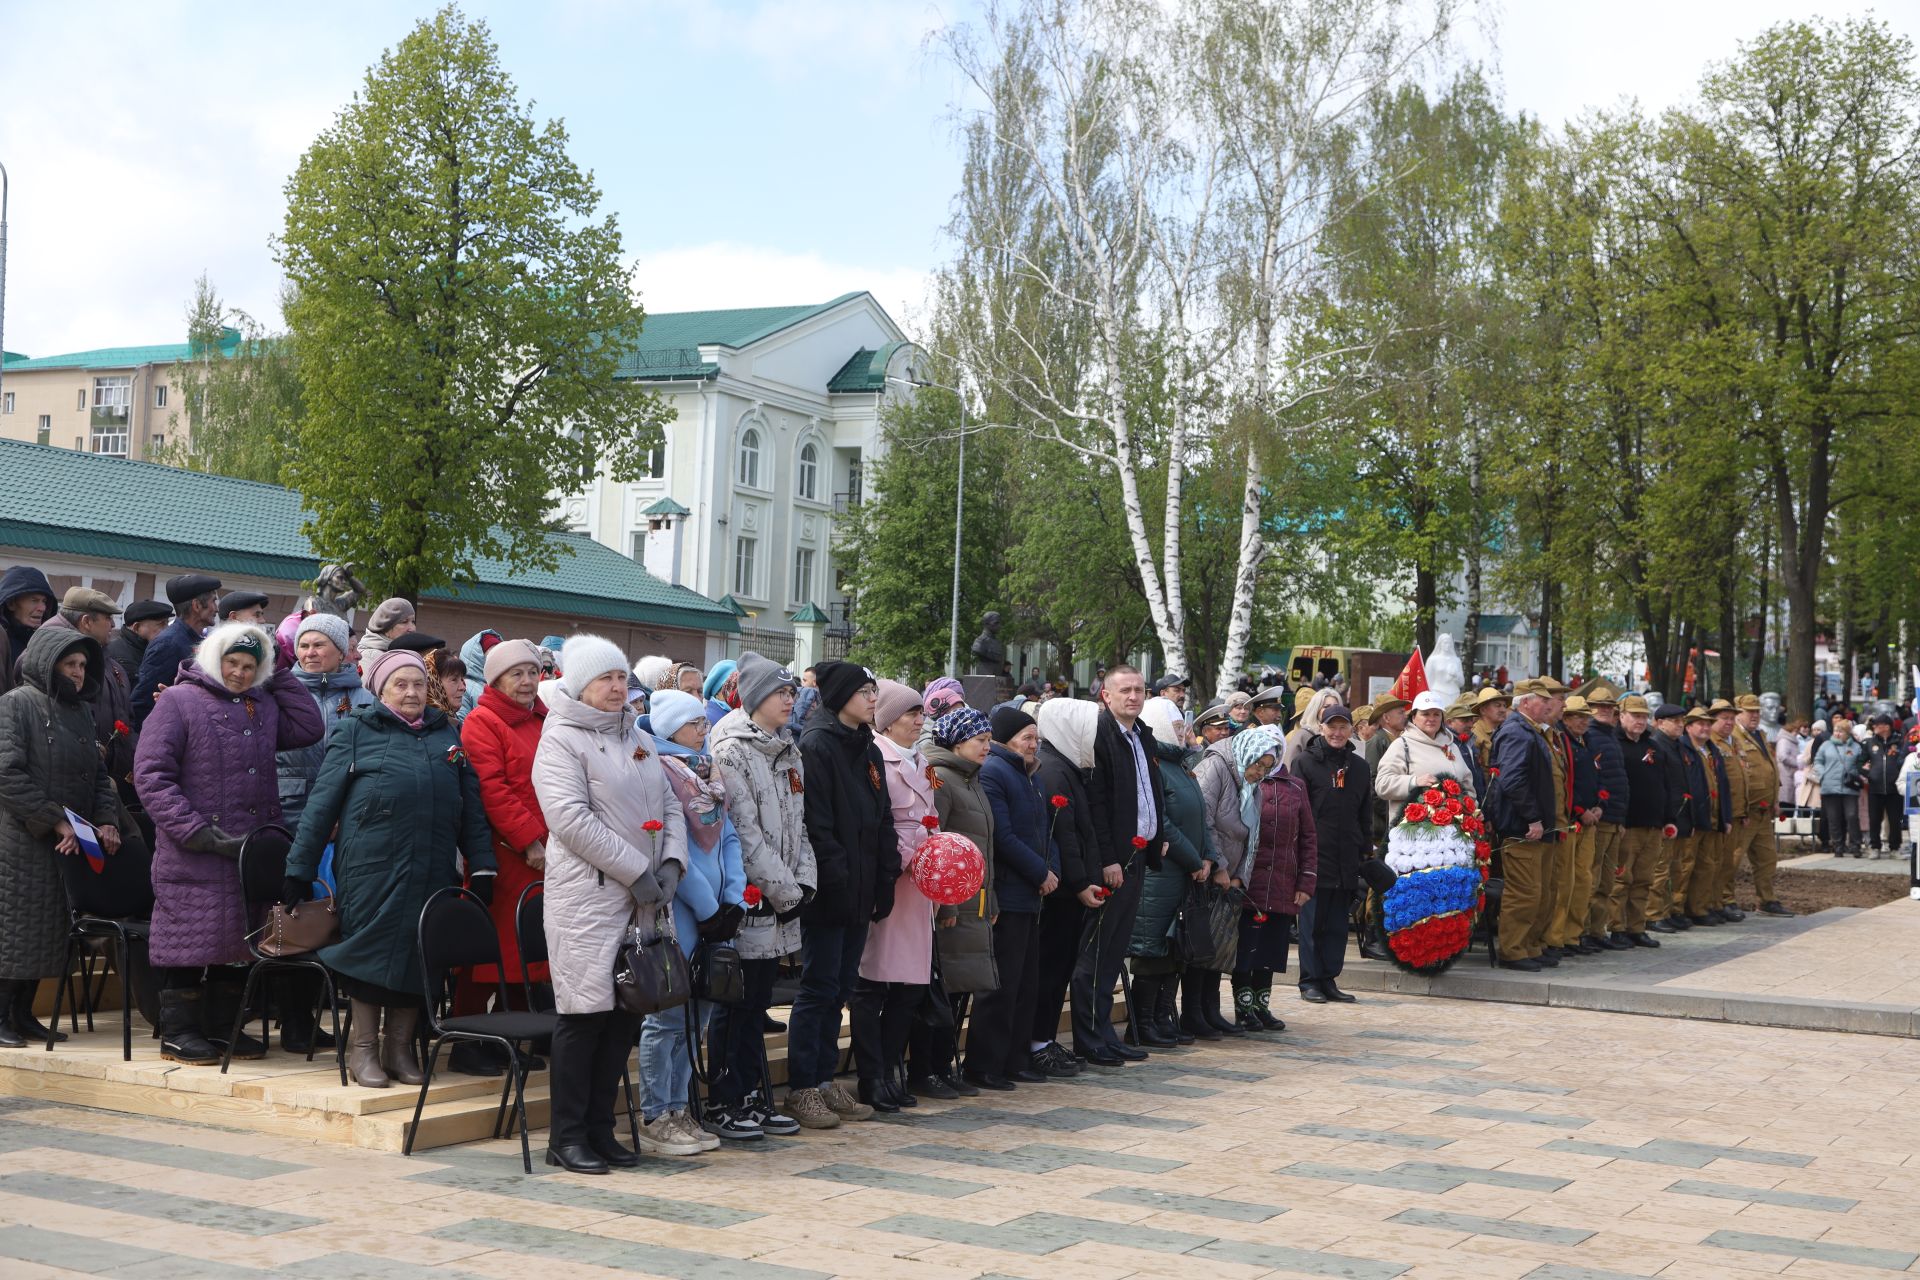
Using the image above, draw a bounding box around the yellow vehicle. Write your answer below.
[1286,645,1409,696]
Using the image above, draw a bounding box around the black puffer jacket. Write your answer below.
[1621,729,1676,830]
[1654,731,1694,837]
[1587,721,1630,824]
[798,708,901,928]
[0,628,120,978]
[1293,734,1373,890]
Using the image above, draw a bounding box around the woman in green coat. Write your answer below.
[284,650,496,1089]
[1128,697,1217,1047]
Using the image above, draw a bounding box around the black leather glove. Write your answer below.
[697,902,745,942]
[776,884,817,923]
[280,876,312,907]
[469,872,496,907]
[743,890,777,917]
[870,876,897,923]
[186,824,244,859]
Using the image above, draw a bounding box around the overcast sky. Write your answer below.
[2,0,1915,357]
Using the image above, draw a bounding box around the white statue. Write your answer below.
[1426,633,1464,706]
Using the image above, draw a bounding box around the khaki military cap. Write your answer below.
[1585,687,1618,707]
[1685,706,1713,723]
[1734,694,1763,712]
[1474,687,1512,708]
[1619,694,1652,714]
[59,587,120,616]
[1352,704,1375,725]
[1294,687,1318,715]
[1708,698,1737,716]
[1514,677,1554,696]
[1562,695,1594,717]
[1444,697,1475,720]
[1370,692,1410,716]
[1536,674,1570,694]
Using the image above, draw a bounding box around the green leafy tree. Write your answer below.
[277,5,668,602]
[153,274,303,484]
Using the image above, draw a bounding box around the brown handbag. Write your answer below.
[252,896,341,957]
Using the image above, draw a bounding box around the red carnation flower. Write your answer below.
[1253,911,1269,923]
[1442,779,1462,797]
[1050,794,1070,809]
[921,815,940,830]
[1460,795,1476,815]
[1598,789,1611,801]
[1094,886,1112,900]
[1475,840,1491,857]
[642,819,665,834]
[742,884,763,907]
[1131,836,1149,849]
[1405,802,1429,822]
[112,719,130,736]
[1422,788,1444,806]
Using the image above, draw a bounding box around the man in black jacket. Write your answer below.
[792,661,899,1125]
[1071,666,1166,1066]
[1609,695,1672,947]
[1581,692,1630,947]
[1488,680,1558,970]
[1294,704,1372,1002]
[1863,715,1908,856]
[1649,703,1696,932]
[132,574,221,725]
[107,599,171,683]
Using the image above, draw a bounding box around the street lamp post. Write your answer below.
[886,370,967,678]
[0,161,10,414]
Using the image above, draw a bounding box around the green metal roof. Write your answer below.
[789,602,830,624]
[0,440,738,633]
[717,594,749,618]
[2,329,245,372]
[1,351,29,364]
[640,497,690,517]
[613,294,869,381]
[827,340,910,393]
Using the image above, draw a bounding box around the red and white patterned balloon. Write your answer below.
[911,832,985,905]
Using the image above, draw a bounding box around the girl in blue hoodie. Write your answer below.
[636,689,748,1154]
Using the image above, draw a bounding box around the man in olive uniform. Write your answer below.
[1706,700,1749,922]
[1611,695,1674,946]
[1551,696,1604,955]
[1681,707,1733,924]
[1733,694,1794,916]
[1489,680,1559,970]
[1649,704,1695,932]
[1470,687,1510,777]
[1445,697,1487,798]
[1535,677,1576,963]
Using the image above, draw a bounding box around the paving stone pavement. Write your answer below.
[4,991,1920,1279]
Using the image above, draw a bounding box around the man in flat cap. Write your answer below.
[1487,679,1560,970]
[133,573,221,725]
[218,590,271,624]
[108,599,171,681]
[1152,673,1189,711]
[1732,694,1793,915]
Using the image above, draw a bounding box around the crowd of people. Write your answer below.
[0,563,1911,1174]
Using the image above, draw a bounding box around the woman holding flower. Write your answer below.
[527,636,686,1173]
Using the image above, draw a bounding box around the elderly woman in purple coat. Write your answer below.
[133,622,322,1065]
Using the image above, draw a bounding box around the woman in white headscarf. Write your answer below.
[1025,699,1103,1079]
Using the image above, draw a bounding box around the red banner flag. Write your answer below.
[1390,649,1429,702]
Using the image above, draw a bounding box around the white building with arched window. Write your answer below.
[557,291,919,668]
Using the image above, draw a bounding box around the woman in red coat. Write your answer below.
[451,639,549,1073]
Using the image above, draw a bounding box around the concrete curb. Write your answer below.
[1334,963,1920,1038]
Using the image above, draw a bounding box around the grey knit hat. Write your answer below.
[295,612,351,658]
[736,650,798,714]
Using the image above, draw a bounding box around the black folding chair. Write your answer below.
[513,883,638,1152]
[409,886,558,1173]
[48,816,156,1061]
[220,826,346,1083]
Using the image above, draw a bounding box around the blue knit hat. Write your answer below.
[702,659,738,702]
[932,706,992,749]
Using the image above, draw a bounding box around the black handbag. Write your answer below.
[612,908,691,1017]
[1174,883,1218,965]
[691,941,745,1006]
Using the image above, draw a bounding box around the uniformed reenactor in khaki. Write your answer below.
[1550,696,1601,953]
[1535,676,1577,960]
[1608,695,1671,943]
[1680,707,1730,921]
[1582,688,1628,942]
[1470,686,1509,777]
[1706,700,1748,920]
[1732,694,1795,917]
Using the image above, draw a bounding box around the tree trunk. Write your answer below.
[1213,443,1265,700]
[1749,527,1769,696]
[1464,443,1482,680]
[1414,561,1437,656]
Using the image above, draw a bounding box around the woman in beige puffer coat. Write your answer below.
[530,636,686,1173]
[1372,693,1477,827]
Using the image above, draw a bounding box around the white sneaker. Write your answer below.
[635,1113,703,1156]
[674,1110,720,1152]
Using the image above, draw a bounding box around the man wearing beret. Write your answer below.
[108,599,171,681]
[132,573,221,725]
[1730,694,1792,915]
[1488,679,1559,970]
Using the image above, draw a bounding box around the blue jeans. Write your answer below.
[787,920,868,1089]
[639,1003,713,1121]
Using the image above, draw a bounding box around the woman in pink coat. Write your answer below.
[849,680,938,1112]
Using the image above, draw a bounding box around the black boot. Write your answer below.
[278,988,335,1055]
[1358,920,1392,961]
[0,981,25,1049]
[204,973,266,1060]
[1231,978,1265,1031]
[1206,972,1245,1035]
[11,981,65,1044]
[1130,976,1177,1047]
[158,988,222,1065]
[1251,970,1286,1031]
[1157,974,1191,1044]
[857,1077,901,1113]
[1179,970,1220,1040]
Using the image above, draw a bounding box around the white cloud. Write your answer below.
[632,241,932,335]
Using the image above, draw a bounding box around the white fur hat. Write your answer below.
[559,635,629,699]
[194,622,275,690]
